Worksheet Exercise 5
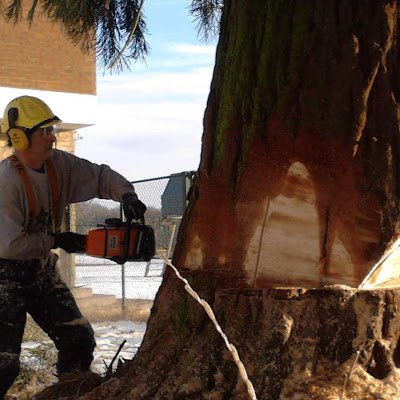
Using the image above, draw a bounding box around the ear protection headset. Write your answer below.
[6,107,59,151]
[7,108,30,151]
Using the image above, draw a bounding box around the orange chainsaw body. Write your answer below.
[85,218,155,262]
[86,226,140,258]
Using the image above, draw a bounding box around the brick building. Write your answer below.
[0,6,97,158]
[0,7,97,285]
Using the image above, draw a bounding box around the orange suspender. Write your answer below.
[9,155,59,219]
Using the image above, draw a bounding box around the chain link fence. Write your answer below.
[68,171,195,301]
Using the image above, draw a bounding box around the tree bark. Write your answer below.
[37,0,400,398]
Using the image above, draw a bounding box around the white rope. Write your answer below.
[162,256,257,400]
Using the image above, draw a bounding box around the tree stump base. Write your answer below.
[63,271,400,400]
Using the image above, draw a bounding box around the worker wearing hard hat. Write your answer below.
[0,95,146,397]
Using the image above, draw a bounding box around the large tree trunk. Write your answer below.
[38,1,400,399]
[176,0,400,289]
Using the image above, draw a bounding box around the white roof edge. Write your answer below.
[0,119,93,132]
[0,87,98,126]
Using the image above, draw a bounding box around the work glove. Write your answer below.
[122,192,147,221]
[52,232,87,253]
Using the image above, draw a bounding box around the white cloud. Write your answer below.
[75,41,215,181]
[98,66,213,101]
[168,43,216,55]
[147,42,216,69]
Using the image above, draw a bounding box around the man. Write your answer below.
[0,95,146,397]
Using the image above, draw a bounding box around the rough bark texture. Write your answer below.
[36,1,400,398]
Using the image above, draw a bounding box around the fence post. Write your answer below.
[120,202,126,308]
[121,263,126,309]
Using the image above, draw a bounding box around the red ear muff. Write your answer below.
[7,108,30,151]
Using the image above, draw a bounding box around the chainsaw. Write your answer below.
[85,215,155,264]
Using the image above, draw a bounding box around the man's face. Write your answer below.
[28,126,57,162]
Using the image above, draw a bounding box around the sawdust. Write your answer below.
[281,358,400,400]
[32,371,103,400]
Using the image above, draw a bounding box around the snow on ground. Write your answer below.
[17,257,163,394]
[75,256,165,300]
[91,320,147,374]
[74,258,163,372]
[20,319,146,387]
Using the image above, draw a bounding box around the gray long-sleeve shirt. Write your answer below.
[0,149,136,261]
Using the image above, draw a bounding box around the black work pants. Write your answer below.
[0,254,96,397]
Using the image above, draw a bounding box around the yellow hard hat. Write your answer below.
[1,95,61,133]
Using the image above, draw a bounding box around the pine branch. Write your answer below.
[108,0,146,71]
[189,0,223,43]
[27,0,38,24]
[1,0,221,71]
[2,0,148,71]
[4,0,23,23]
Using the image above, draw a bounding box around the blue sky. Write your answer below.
[75,0,217,181]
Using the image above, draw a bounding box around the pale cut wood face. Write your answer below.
[243,161,381,289]
[179,150,389,289]
[244,161,357,288]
